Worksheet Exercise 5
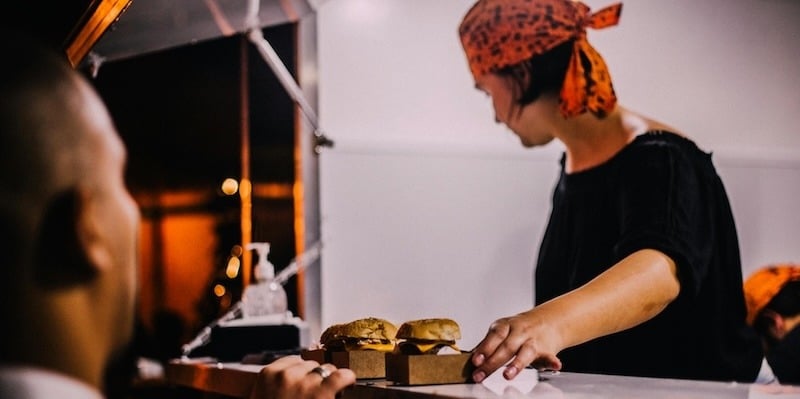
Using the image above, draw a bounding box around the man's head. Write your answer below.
[0,31,140,388]
[744,265,800,345]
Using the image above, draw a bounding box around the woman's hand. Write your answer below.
[470,311,562,383]
[249,355,357,399]
[470,250,679,383]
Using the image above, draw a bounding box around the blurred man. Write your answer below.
[0,31,354,399]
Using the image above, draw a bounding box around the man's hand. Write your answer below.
[249,355,356,399]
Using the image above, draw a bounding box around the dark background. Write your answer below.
[88,23,302,347]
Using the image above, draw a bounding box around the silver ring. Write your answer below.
[309,366,332,380]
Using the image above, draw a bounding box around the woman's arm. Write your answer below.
[471,248,680,382]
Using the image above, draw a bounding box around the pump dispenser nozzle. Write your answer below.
[243,242,288,319]
[246,242,274,281]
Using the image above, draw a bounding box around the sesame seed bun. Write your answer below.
[396,318,461,342]
[320,317,397,351]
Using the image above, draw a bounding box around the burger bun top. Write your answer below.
[320,317,398,344]
[396,318,461,342]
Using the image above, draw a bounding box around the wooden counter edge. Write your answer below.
[165,360,440,399]
[166,360,264,398]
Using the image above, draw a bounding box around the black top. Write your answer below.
[536,131,763,382]
[769,326,800,384]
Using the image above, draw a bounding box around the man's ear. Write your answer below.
[761,309,786,340]
[33,186,108,288]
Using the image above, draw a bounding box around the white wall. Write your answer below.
[312,0,800,348]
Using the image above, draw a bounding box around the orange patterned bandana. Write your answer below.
[458,0,622,118]
[744,264,800,325]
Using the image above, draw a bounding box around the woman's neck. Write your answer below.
[557,106,680,174]
[556,107,633,173]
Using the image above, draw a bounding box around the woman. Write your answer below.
[458,0,767,383]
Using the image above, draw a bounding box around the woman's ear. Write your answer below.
[33,186,107,288]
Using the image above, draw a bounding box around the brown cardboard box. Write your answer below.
[300,348,328,363]
[331,350,387,379]
[301,349,387,379]
[384,352,474,385]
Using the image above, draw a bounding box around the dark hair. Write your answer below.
[753,280,800,345]
[765,280,800,317]
[494,39,576,109]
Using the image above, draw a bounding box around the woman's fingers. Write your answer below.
[471,319,514,382]
[471,314,562,382]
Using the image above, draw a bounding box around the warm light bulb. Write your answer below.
[221,178,239,195]
[226,257,241,278]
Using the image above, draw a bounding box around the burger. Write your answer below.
[394,318,462,355]
[319,317,398,352]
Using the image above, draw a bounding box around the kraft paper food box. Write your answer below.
[384,352,474,385]
[301,349,387,379]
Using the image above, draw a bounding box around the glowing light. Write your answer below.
[213,284,226,297]
[221,178,239,195]
[239,179,252,198]
[226,256,241,279]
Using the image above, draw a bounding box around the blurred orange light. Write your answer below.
[221,178,239,195]
[226,256,241,279]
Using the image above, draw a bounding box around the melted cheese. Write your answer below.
[344,341,395,352]
[398,341,461,354]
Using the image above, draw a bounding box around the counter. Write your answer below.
[166,359,800,398]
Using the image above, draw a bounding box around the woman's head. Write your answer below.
[494,39,576,117]
[458,0,622,119]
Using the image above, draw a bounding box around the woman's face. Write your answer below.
[475,72,558,148]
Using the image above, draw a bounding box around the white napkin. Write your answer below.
[481,367,539,395]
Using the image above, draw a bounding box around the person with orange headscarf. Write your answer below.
[744,265,800,384]
[458,0,768,383]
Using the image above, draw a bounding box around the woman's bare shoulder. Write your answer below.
[620,107,685,137]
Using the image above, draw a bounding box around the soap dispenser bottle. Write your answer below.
[243,242,288,319]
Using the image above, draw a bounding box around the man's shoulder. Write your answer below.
[0,366,104,399]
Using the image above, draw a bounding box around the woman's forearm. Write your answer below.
[531,248,680,350]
